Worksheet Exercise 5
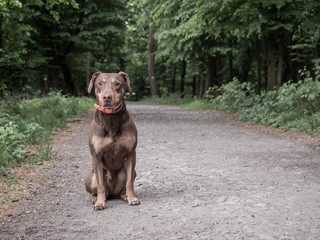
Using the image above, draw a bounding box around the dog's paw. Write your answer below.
[128,196,140,206]
[90,195,97,205]
[94,201,106,210]
[120,193,128,202]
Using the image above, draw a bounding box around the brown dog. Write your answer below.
[85,71,140,210]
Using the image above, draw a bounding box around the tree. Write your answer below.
[0,0,127,96]
[148,16,158,96]
[2,0,320,99]
[130,0,160,96]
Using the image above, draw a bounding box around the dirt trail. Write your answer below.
[1,102,320,240]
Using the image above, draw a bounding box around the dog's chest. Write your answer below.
[92,134,136,169]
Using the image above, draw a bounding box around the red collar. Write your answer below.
[94,101,124,114]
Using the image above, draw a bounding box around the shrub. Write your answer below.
[0,116,27,166]
[18,92,93,132]
[239,76,320,135]
[205,79,256,112]
[0,92,94,167]
[184,72,320,135]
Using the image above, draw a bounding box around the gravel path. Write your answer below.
[1,102,320,240]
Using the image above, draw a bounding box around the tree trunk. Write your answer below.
[192,76,196,98]
[239,47,251,83]
[266,42,277,91]
[277,43,284,88]
[199,66,206,98]
[86,52,95,90]
[197,66,202,98]
[255,40,261,95]
[61,63,75,94]
[205,55,216,92]
[148,17,158,96]
[48,67,59,90]
[197,75,200,98]
[228,40,233,82]
[170,63,176,93]
[290,60,298,83]
[263,62,268,91]
[240,62,250,83]
[180,60,186,98]
[37,71,45,96]
[256,56,261,95]
[0,14,2,49]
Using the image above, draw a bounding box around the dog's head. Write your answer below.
[88,72,132,107]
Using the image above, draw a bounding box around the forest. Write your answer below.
[0,0,319,98]
[1,0,320,166]
[2,1,320,234]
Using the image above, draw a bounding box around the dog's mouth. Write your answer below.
[101,100,123,109]
[101,102,113,107]
[101,100,118,108]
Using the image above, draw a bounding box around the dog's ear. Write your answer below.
[88,72,101,94]
[119,71,132,93]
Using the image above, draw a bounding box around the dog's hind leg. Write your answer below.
[85,170,97,204]
[85,170,96,204]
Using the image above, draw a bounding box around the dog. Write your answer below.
[85,71,140,210]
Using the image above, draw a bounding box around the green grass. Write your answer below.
[0,92,95,168]
[18,92,94,131]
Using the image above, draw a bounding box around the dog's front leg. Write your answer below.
[94,156,106,210]
[125,150,140,205]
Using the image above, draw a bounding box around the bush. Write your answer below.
[0,92,94,167]
[183,73,320,136]
[0,116,27,166]
[204,79,256,112]
[18,92,93,131]
[239,77,320,135]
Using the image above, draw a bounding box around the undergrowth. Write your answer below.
[238,77,320,135]
[0,92,94,168]
[151,72,320,136]
[185,73,320,136]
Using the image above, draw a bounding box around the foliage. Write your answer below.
[124,0,150,98]
[0,116,28,166]
[0,92,94,167]
[0,0,127,96]
[204,79,256,112]
[1,0,320,138]
[239,76,320,135]
[184,73,320,136]
[18,92,93,131]
[2,0,320,99]
[125,0,320,99]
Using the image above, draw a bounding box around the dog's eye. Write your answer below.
[98,82,103,86]
[114,82,120,86]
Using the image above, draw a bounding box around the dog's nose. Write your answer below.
[103,94,112,102]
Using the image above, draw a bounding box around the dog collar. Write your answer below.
[94,101,124,114]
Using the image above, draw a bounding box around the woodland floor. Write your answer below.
[1,102,320,240]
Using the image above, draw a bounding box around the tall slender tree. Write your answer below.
[148,16,158,96]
